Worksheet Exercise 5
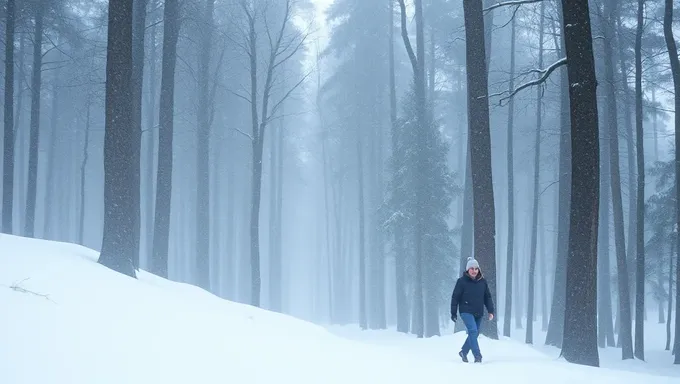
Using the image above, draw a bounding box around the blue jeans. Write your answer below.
[460,313,483,358]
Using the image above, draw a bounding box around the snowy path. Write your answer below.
[327,322,680,381]
[1,234,678,384]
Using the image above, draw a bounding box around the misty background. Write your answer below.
[1,0,679,365]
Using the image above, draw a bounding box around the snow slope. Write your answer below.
[0,233,676,383]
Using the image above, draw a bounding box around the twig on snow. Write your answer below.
[6,278,55,303]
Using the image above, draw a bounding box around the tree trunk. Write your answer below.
[98,0,138,278]
[224,134,237,299]
[633,0,645,361]
[463,0,498,340]
[397,0,427,338]
[651,91,665,325]
[526,0,545,345]
[250,134,264,306]
[483,0,494,68]
[545,7,571,349]
[130,0,147,270]
[270,115,284,313]
[246,1,295,307]
[665,243,673,351]
[79,101,91,245]
[144,0,159,268]
[598,111,616,348]
[415,0,426,338]
[371,96,387,330]
[559,0,600,367]
[2,0,15,234]
[43,57,61,240]
[504,14,517,338]
[150,0,180,279]
[617,13,637,310]
[602,0,634,360]
[195,0,215,292]
[13,35,26,234]
[275,115,284,311]
[539,206,548,332]
[335,180,347,322]
[456,139,474,335]
[357,130,368,330]
[389,0,409,333]
[662,0,680,364]
[245,10,261,306]
[24,0,45,238]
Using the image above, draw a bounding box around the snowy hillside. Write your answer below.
[0,234,676,384]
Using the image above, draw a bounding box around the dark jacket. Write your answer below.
[450,271,495,318]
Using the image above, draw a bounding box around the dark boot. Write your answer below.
[474,355,482,363]
[459,351,468,363]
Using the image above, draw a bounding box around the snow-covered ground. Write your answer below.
[1,233,677,383]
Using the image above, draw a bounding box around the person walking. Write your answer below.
[450,257,495,363]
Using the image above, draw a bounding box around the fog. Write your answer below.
[1,0,679,365]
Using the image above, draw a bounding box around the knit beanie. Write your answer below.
[466,257,480,271]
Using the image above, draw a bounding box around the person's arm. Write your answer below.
[450,278,463,319]
[484,280,495,315]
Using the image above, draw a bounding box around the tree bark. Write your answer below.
[650,88,665,324]
[43,62,61,239]
[463,0,498,339]
[2,0,15,234]
[598,106,616,348]
[150,0,180,279]
[196,0,215,292]
[539,206,548,331]
[270,113,284,313]
[633,0,645,361]
[602,0,634,360]
[559,0,600,367]
[616,12,637,308]
[24,0,45,238]
[130,0,147,270]
[357,130,368,330]
[389,0,409,334]
[662,0,680,364]
[665,243,673,351]
[397,0,428,338]
[79,101,91,245]
[526,0,545,345]
[144,0,159,268]
[545,7,571,349]
[98,0,137,278]
[13,35,26,234]
[504,14,517,338]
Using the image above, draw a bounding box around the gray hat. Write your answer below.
[466,257,480,271]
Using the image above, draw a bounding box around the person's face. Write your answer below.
[468,267,479,277]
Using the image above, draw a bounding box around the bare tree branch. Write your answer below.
[275,27,306,61]
[264,2,275,52]
[266,69,312,124]
[484,0,543,13]
[222,25,252,58]
[234,127,254,141]
[224,87,253,104]
[493,57,567,105]
[273,31,308,70]
[257,0,292,139]
[495,5,522,30]
[5,278,54,302]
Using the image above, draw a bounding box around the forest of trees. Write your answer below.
[1,0,679,368]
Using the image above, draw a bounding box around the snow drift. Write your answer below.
[0,234,676,383]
